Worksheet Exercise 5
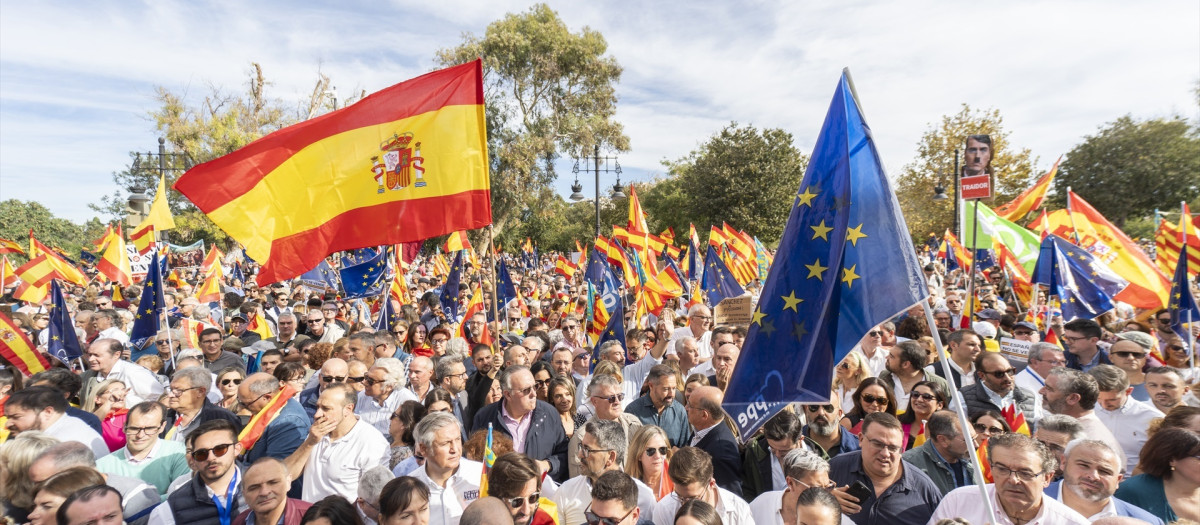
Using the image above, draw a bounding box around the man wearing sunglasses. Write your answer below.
[486,453,547,525]
[283,383,390,502]
[299,358,349,420]
[240,373,311,466]
[472,365,570,482]
[556,419,655,525]
[748,448,837,525]
[153,419,247,525]
[357,358,417,438]
[586,470,649,525]
[802,404,859,460]
[956,352,1039,429]
[567,376,644,478]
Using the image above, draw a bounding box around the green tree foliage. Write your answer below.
[895,104,1038,240]
[1052,115,1200,227]
[0,200,107,260]
[435,3,629,237]
[664,122,808,245]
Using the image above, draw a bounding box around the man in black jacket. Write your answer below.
[685,385,743,497]
[154,419,247,524]
[472,365,569,482]
[957,352,1038,428]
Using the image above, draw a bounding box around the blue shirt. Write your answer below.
[244,399,311,463]
[827,451,943,525]
[624,394,693,448]
[1113,474,1176,524]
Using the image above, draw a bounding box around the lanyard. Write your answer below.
[211,468,240,525]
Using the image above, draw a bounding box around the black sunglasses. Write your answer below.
[322,375,346,383]
[191,442,236,462]
[861,394,888,406]
[982,369,1016,379]
[591,393,625,404]
[585,505,636,525]
[910,392,938,402]
[645,446,669,457]
[505,492,540,508]
[805,404,835,413]
[220,378,243,386]
[1112,351,1147,359]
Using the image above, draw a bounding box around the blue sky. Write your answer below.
[1,0,1197,224]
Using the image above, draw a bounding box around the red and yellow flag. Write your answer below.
[1001,403,1031,436]
[456,286,490,344]
[247,310,275,340]
[13,255,62,303]
[1154,207,1200,279]
[628,184,650,234]
[238,384,297,451]
[175,60,491,285]
[976,438,993,483]
[554,255,578,278]
[0,238,26,256]
[97,225,133,287]
[996,244,1033,307]
[28,233,86,286]
[130,224,156,255]
[0,311,49,375]
[200,246,225,275]
[995,156,1060,222]
[444,231,473,253]
[195,264,223,303]
[1,256,18,288]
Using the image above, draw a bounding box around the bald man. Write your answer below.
[685,385,744,497]
[299,358,348,420]
[235,457,313,525]
[461,496,516,525]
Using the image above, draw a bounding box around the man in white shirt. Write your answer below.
[85,338,164,406]
[3,385,108,457]
[357,357,417,438]
[284,383,390,502]
[92,309,130,345]
[750,448,850,525]
[405,356,435,401]
[852,325,888,377]
[555,419,655,525]
[1016,342,1067,404]
[652,447,754,525]
[668,305,714,361]
[1089,365,1163,475]
[1040,368,1125,473]
[686,327,735,379]
[411,412,481,525]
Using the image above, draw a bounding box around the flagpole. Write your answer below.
[159,254,178,371]
[921,300,997,518]
[965,199,981,325]
[1065,188,1083,245]
[488,226,502,336]
[1184,201,1196,372]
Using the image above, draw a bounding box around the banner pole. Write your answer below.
[1183,201,1196,372]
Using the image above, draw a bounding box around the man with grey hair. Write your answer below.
[411,411,481,525]
[405,355,435,401]
[357,357,417,438]
[568,374,643,477]
[28,441,161,525]
[472,364,569,482]
[749,448,843,525]
[435,355,470,440]
[240,372,310,464]
[668,304,714,362]
[355,465,395,525]
[268,311,312,353]
[554,418,655,525]
[92,308,130,345]
[165,365,241,443]
[1089,364,1163,475]
[1016,342,1067,406]
[902,410,975,495]
[1036,414,1086,481]
[1041,367,1124,473]
[83,337,163,406]
[1048,439,1164,524]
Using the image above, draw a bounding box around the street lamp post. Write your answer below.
[569,144,623,238]
[930,148,961,238]
[131,137,191,238]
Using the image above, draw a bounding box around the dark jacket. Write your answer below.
[163,399,243,440]
[741,434,826,501]
[1046,481,1163,525]
[299,385,320,420]
[695,421,744,498]
[958,381,1037,428]
[901,439,975,496]
[166,472,246,525]
[1065,349,1112,371]
[802,424,861,459]
[232,498,313,525]
[472,400,569,483]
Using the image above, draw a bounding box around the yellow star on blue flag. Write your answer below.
[340,247,390,299]
[1167,243,1200,339]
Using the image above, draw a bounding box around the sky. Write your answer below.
[1,1,1197,224]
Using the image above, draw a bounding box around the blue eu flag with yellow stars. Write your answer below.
[722,71,928,438]
[47,280,83,362]
[497,260,519,308]
[440,251,464,320]
[590,294,626,372]
[1032,234,1128,321]
[1166,243,1199,339]
[341,247,389,299]
[701,244,744,306]
[129,252,167,349]
[298,260,340,291]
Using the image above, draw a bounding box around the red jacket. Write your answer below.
[232,498,313,525]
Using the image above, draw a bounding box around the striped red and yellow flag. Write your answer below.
[0,311,50,375]
[456,286,489,344]
[247,310,275,340]
[0,238,26,256]
[201,246,224,275]
[996,244,1033,307]
[444,231,473,253]
[554,255,578,278]
[976,438,993,483]
[194,264,223,303]
[238,384,297,451]
[911,422,927,448]
[28,233,86,286]
[995,156,1060,222]
[175,60,491,285]
[1001,403,1031,436]
[97,225,133,287]
[628,184,650,234]
[1154,209,1199,279]
[1,256,18,288]
[13,255,63,303]
[130,224,156,255]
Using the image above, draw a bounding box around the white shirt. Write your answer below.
[1075,412,1127,473]
[854,345,888,377]
[668,326,712,358]
[302,418,391,502]
[46,413,109,458]
[98,326,130,345]
[623,352,664,393]
[1094,398,1163,475]
[554,474,656,525]
[769,454,786,492]
[688,360,715,378]
[653,487,754,525]
[928,484,1089,525]
[691,422,720,447]
[1053,483,1119,521]
[749,490,855,525]
[1015,367,1047,394]
[356,388,417,438]
[413,459,483,525]
[97,359,164,406]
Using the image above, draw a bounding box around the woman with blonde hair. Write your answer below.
[82,378,129,452]
[26,466,107,525]
[833,351,871,414]
[625,425,675,500]
[0,431,59,521]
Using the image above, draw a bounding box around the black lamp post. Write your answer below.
[569,144,623,238]
[930,149,960,237]
[130,137,191,235]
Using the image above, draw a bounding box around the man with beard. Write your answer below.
[829,412,942,524]
[1040,368,1124,473]
[233,458,312,525]
[150,420,248,525]
[1046,440,1163,524]
[486,453,548,525]
[801,403,860,459]
[928,432,1088,525]
[626,364,693,448]
[554,419,655,525]
[1035,414,1085,481]
[901,410,975,496]
[1144,366,1191,415]
[957,352,1039,426]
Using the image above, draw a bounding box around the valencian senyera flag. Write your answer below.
[722,71,927,438]
[174,60,491,285]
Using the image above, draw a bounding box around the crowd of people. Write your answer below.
[0,247,1197,525]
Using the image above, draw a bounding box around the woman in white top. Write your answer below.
[833,352,870,414]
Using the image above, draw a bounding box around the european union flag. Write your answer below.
[343,248,378,266]
[974,249,995,271]
[230,261,246,284]
[663,253,692,297]
[441,251,464,319]
[47,280,83,362]
[340,248,388,299]
[590,294,626,372]
[374,296,399,331]
[584,247,621,315]
[722,71,928,438]
[79,249,98,266]
[298,260,340,291]
[497,260,519,308]
[701,244,743,306]
[1032,234,1128,321]
[1166,243,1199,339]
[944,244,960,272]
[129,253,166,349]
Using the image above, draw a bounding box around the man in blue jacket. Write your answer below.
[1045,439,1162,524]
[472,365,569,482]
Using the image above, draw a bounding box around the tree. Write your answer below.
[435,4,629,237]
[664,122,808,245]
[895,104,1038,240]
[0,200,107,260]
[1052,115,1200,227]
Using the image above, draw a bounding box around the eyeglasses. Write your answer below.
[348,376,366,383]
[322,375,347,383]
[910,392,938,402]
[991,463,1044,482]
[585,504,636,525]
[691,315,713,321]
[867,331,882,337]
[431,338,449,345]
[1012,330,1034,336]
[973,423,1005,434]
[125,425,161,436]
[790,477,837,491]
[1158,318,1172,324]
[591,393,625,404]
[805,404,835,413]
[364,377,386,386]
[167,385,204,397]
[866,438,901,455]
[645,446,669,457]
[1061,335,1087,343]
[1112,351,1147,359]
[1036,439,1065,454]
[562,325,579,330]
[307,318,324,324]
[579,444,614,456]
[220,378,243,386]
[504,493,539,508]
[535,378,552,388]
[861,394,888,406]
[982,368,1016,379]
[191,442,236,462]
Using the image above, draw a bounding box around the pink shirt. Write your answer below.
[500,402,533,453]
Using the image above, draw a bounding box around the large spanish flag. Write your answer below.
[994,156,1060,222]
[175,60,491,285]
[0,311,49,376]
